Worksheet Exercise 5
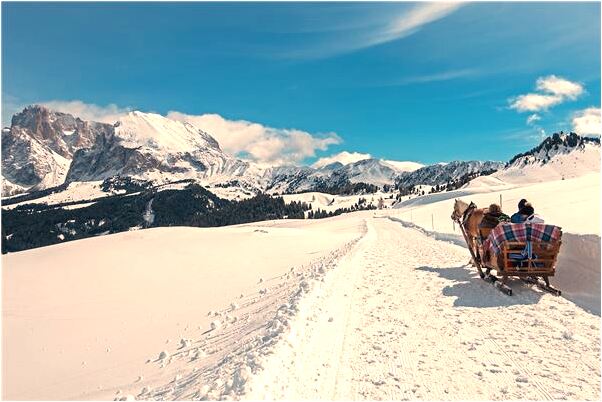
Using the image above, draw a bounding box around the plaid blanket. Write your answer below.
[483,223,562,256]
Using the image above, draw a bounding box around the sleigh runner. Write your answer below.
[452,200,563,296]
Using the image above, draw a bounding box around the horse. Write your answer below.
[451,199,487,264]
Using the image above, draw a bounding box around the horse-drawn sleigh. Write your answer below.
[451,199,563,296]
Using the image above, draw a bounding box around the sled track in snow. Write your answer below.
[242,217,600,401]
[134,222,368,401]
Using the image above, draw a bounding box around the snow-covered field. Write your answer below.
[392,172,600,236]
[3,210,600,400]
[2,216,365,400]
[1,181,117,210]
[2,153,600,400]
[245,218,599,400]
[387,172,601,316]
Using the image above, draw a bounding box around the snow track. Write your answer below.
[244,217,600,400]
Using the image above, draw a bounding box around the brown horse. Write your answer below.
[451,199,487,263]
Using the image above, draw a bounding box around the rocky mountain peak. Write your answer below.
[115,111,222,152]
[506,132,600,168]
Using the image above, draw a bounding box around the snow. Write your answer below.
[116,111,218,153]
[3,208,599,400]
[2,181,109,210]
[2,145,600,400]
[381,159,424,172]
[204,184,256,200]
[481,142,600,186]
[2,215,365,400]
[282,191,396,213]
[243,219,599,400]
[1,177,27,197]
[393,173,599,236]
[34,149,72,191]
[389,171,600,315]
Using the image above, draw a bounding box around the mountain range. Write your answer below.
[2,105,599,254]
[1,105,501,197]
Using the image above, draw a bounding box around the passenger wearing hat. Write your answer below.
[512,200,544,224]
[511,199,528,223]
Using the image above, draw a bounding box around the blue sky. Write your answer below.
[2,2,600,166]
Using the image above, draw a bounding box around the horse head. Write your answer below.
[451,199,463,221]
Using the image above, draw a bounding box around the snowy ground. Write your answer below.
[245,218,600,400]
[3,211,600,401]
[3,160,600,400]
[391,173,600,236]
[387,172,601,316]
[2,216,365,400]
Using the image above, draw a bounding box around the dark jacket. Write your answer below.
[510,212,526,223]
[480,211,511,229]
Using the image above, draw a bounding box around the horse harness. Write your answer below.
[461,202,477,226]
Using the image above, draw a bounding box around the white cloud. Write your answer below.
[510,94,563,112]
[526,113,541,125]
[40,100,131,124]
[572,107,601,137]
[4,99,341,165]
[285,2,463,59]
[167,111,341,165]
[311,151,372,168]
[372,3,463,47]
[536,75,583,99]
[509,75,583,112]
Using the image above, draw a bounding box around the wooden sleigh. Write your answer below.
[454,218,563,296]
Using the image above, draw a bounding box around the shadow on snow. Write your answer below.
[417,265,545,308]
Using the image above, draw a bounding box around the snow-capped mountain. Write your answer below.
[395,160,504,189]
[264,158,422,194]
[494,132,600,184]
[1,105,112,193]
[1,105,502,198]
[66,111,253,185]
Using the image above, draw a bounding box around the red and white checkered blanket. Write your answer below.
[483,223,562,256]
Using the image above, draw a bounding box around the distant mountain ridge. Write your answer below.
[395,160,503,190]
[506,132,599,168]
[489,132,601,185]
[0,105,533,198]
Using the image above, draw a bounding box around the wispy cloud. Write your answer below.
[526,114,541,125]
[375,2,464,46]
[370,68,477,88]
[283,2,464,59]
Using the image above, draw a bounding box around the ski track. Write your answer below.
[243,217,600,401]
[100,223,368,401]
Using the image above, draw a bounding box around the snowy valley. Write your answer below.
[1,106,600,401]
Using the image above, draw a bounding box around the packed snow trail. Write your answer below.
[245,217,600,400]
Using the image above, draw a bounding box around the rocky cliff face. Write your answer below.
[66,111,252,184]
[1,105,114,193]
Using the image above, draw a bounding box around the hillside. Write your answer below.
[469,132,600,187]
